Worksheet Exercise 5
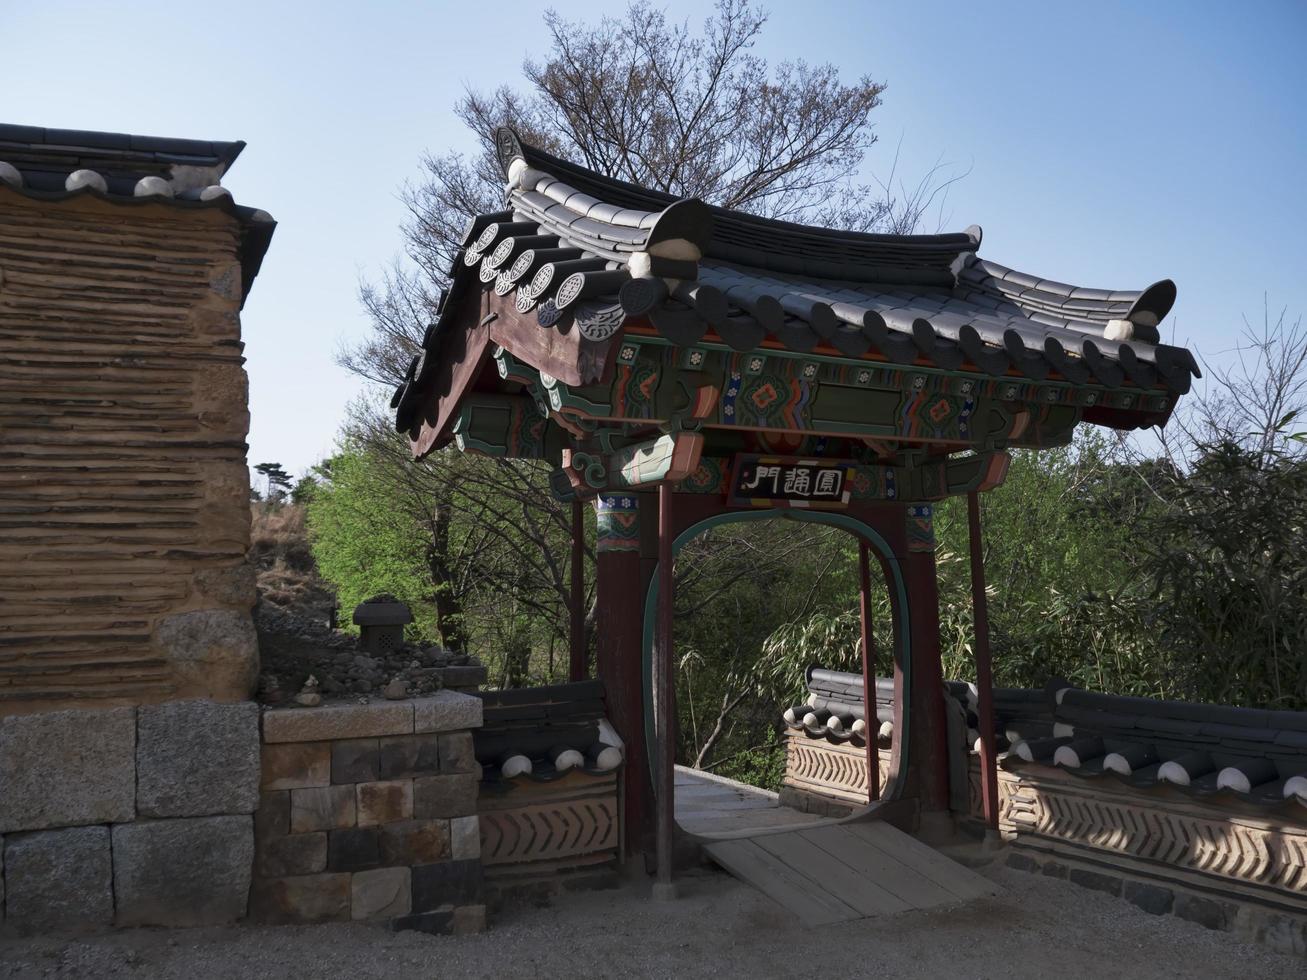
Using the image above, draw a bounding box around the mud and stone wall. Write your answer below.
[0,192,257,713]
[250,692,486,934]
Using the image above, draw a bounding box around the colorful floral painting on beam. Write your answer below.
[906,504,936,552]
[595,495,641,552]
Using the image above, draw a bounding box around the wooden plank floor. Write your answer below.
[703,822,999,927]
[674,766,831,838]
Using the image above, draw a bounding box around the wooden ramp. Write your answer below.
[703,821,998,926]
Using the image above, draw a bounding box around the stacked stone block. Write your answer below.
[251,691,485,934]
[0,700,259,934]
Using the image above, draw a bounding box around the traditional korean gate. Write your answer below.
[392,125,1194,893]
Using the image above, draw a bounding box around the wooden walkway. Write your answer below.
[702,821,999,926]
[674,765,831,838]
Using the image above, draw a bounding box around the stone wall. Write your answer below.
[972,757,1307,919]
[0,193,257,713]
[250,692,486,934]
[0,699,259,934]
[478,770,622,906]
[778,729,891,815]
[776,734,1307,954]
[1003,847,1307,957]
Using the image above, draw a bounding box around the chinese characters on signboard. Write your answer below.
[728,455,854,509]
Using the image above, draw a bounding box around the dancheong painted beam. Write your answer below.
[389,126,1197,506]
[395,125,1194,495]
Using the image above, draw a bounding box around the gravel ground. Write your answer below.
[1,862,1301,979]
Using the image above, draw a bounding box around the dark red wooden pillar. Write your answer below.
[593,494,652,855]
[569,499,586,682]
[654,484,675,891]
[967,491,1000,831]
[857,541,880,803]
[902,504,950,813]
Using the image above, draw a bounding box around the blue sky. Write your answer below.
[4,0,1304,477]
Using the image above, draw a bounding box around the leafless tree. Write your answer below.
[1099,299,1307,709]
[340,0,957,384]
[327,1,962,697]
[1171,299,1307,465]
[675,521,850,769]
[1110,298,1307,501]
[339,402,589,665]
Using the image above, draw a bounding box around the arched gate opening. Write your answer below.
[638,510,913,833]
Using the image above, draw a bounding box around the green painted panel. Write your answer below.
[810,384,904,430]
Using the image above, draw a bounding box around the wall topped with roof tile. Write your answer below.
[778,667,1307,952]
[0,124,275,714]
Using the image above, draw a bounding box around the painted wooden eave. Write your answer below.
[393,128,1194,445]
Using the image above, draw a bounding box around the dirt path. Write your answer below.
[1,863,1300,979]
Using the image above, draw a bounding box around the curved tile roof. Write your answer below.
[495,128,979,285]
[397,128,1194,432]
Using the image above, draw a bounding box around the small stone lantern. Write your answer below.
[352,595,413,655]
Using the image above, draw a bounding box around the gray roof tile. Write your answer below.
[405,127,1198,434]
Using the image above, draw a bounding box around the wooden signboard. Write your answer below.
[727,455,854,510]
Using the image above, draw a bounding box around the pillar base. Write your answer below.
[650,880,679,902]
[913,809,960,847]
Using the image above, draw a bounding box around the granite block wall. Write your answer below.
[0,699,259,934]
[250,692,486,934]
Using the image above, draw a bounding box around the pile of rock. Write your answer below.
[260,647,488,706]
[255,602,356,654]
[254,597,487,707]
